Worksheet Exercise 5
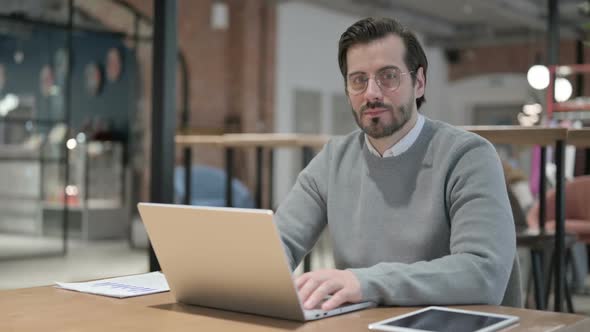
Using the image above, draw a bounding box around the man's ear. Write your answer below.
[414,67,425,99]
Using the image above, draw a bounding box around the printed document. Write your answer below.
[55,271,170,298]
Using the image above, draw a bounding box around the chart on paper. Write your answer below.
[55,271,170,298]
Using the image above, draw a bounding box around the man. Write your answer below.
[274,17,521,311]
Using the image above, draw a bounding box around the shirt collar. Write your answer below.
[365,114,425,158]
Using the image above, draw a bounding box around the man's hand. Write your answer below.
[295,269,362,311]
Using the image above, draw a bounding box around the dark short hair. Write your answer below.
[338,17,428,109]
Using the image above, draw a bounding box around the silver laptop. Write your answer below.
[137,203,375,321]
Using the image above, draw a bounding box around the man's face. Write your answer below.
[345,34,424,139]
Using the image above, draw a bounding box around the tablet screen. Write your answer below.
[375,307,512,332]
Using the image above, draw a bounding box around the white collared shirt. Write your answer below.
[365,114,425,158]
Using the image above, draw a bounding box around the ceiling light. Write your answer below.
[554,77,573,102]
[211,1,229,30]
[14,51,24,64]
[65,185,79,196]
[66,138,77,150]
[0,93,19,116]
[76,132,86,143]
[522,103,542,115]
[527,65,550,90]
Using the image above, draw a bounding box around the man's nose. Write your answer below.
[364,78,382,101]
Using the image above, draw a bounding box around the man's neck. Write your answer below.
[367,111,418,156]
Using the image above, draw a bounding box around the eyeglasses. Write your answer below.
[346,67,413,95]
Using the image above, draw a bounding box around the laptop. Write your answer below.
[137,203,375,321]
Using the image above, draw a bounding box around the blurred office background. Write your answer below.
[1,0,590,313]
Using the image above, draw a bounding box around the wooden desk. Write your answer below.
[567,129,590,148]
[2,287,589,332]
[175,133,331,148]
[175,134,227,147]
[461,126,567,146]
[174,133,330,208]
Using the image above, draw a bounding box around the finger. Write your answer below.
[295,273,311,290]
[321,289,348,311]
[304,281,342,310]
[298,278,320,304]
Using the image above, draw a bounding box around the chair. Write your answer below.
[131,166,255,249]
[174,165,255,208]
[527,175,590,243]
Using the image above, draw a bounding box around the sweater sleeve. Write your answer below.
[349,137,516,305]
[274,143,331,271]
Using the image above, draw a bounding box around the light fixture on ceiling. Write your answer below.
[76,132,86,143]
[517,103,542,127]
[211,1,229,30]
[65,185,79,196]
[14,50,24,64]
[66,138,77,150]
[526,64,550,90]
[0,93,19,116]
[527,64,573,102]
[554,77,573,102]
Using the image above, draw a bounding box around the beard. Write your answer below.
[351,98,414,139]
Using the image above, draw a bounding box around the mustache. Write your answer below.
[360,101,394,114]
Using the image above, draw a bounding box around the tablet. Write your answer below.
[368,306,519,332]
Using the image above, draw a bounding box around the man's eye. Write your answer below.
[381,72,397,80]
[350,76,364,85]
[351,76,366,85]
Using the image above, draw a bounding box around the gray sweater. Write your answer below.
[275,118,521,307]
